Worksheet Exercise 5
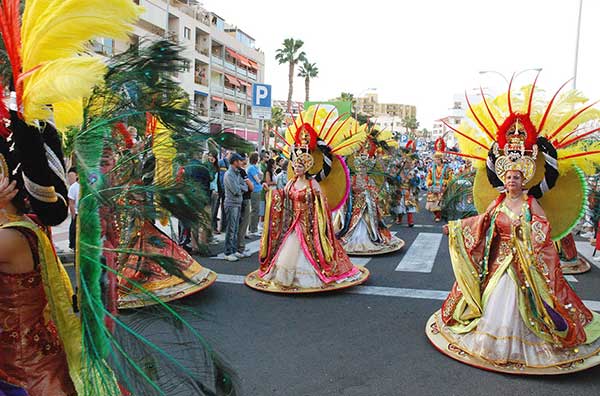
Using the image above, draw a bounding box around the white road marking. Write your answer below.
[214,274,600,312]
[345,285,448,300]
[395,232,443,273]
[352,257,372,266]
[564,275,578,283]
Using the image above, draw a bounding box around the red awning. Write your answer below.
[224,74,240,87]
[224,99,239,113]
[237,54,252,68]
[238,79,251,88]
[212,96,224,102]
[248,59,258,69]
[225,48,238,59]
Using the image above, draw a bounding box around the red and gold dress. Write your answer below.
[0,223,76,396]
[340,174,404,255]
[250,178,366,292]
[428,196,600,372]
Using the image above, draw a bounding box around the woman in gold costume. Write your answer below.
[245,106,369,293]
[426,74,600,374]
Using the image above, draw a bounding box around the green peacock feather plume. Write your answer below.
[74,39,239,395]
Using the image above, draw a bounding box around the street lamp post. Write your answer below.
[573,0,584,89]
[479,68,543,86]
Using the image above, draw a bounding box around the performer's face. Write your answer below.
[293,162,305,176]
[505,170,524,193]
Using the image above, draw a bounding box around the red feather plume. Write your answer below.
[0,0,22,104]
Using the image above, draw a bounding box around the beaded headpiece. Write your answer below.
[492,119,537,184]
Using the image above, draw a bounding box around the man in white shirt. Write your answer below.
[67,167,79,251]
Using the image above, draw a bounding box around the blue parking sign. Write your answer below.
[252,83,272,107]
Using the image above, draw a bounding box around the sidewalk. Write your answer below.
[51,219,74,263]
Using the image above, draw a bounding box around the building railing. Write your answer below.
[248,71,257,80]
[194,77,208,86]
[225,61,236,71]
[196,47,210,57]
[224,113,235,121]
[211,56,223,65]
[224,87,235,96]
[237,67,247,76]
[210,109,223,119]
[212,85,223,93]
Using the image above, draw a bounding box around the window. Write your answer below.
[92,38,114,56]
[184,27,191,40]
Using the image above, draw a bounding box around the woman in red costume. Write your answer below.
[245,105,369,293]
[0,115,79,395]
[427,75,600,374]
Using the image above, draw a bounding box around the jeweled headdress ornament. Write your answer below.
[492,119,537,184]
[443,71,600,239]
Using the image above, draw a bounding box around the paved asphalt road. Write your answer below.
[159,209,600,396]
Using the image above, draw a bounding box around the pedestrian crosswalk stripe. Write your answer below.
[395,232,443,273]
[213,273,600,312]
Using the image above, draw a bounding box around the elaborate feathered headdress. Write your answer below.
[0,0,140,130]
[445,71,600,239]
[277,105,366,209]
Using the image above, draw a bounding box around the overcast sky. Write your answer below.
[204,0,600,129]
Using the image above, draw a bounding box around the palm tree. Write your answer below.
[338,92,357,117]
[297,61,319,102]
[402,116,420,133]
[275,38,306,113]
[264,107,285,149]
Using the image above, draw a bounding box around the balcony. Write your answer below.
[224,113,235,121]
[236,115,247,123]
[196,47,210,59]
[210,109,223,119]
[236,67,247,76]
[248,71,257,80]
[212,85,223,93]
[194,77,209,87]
[224,87,235,97]
[225,61,236,71]
[211,55,223,66]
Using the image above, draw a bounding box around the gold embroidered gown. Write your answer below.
[258,179,361,288]
[436,196,600,368]
[0,223,76,396]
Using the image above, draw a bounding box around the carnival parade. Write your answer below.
[2,1,600,395]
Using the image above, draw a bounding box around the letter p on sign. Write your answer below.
[252,83,272,107]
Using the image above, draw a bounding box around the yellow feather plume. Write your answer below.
[21,0,140,70]
[22,57,107,125]
[284,105,366,156]
[557,141,600,175]
[20,0,141,128]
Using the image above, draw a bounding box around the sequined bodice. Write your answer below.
[288,184,312,213]
[495,202,525,241]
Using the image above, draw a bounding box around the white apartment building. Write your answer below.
[102,0,266,143]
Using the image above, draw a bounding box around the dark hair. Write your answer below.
[68,167,77,174]
[249,152,259,164]
[208,152,219,172]
[265,158,275,178]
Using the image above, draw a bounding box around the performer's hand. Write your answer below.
[442,224,449,236]
[0,176,18,208]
